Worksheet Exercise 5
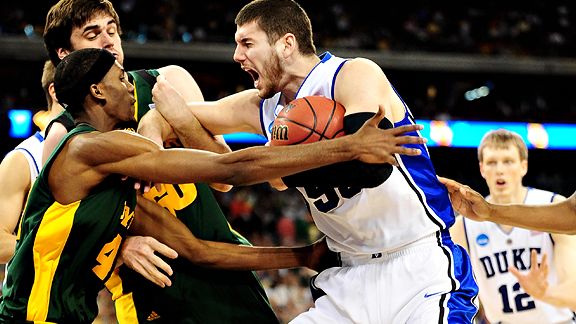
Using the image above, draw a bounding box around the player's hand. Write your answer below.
[120,236,178,288]
[510,250,549,299]
[152,75,187,120]
[438,176,491,221]
[353,105,426,165]
[306,236,339,272]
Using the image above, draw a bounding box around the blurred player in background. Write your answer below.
[450,129,576,323]
[148,0,479,322]
[0,61,63,264]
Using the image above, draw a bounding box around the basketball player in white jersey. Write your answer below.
[145,0,479,322]
[0,61,64,264]
[450,129,576,323]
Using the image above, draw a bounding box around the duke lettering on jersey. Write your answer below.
[480,247,541,278]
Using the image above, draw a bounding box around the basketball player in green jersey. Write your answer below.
[117,68,280,323]
[41,1,288,321]
[0,48,420,324]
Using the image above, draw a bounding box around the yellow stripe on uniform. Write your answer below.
[132,79,139,120]
[105,270,139,324]
[27,201,79,321]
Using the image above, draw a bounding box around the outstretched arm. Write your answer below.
[131,196,335,272]
[439,177,576,234]
[84,108,424,187]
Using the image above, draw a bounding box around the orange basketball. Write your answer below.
[270,96,345,146]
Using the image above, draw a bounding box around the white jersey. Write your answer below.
[4,131,44,183]
[464,188,575,323]
[261,52,455,255]
[263,52,479,323]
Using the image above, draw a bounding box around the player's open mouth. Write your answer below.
[496,179,506,185]
[245,68,260,86]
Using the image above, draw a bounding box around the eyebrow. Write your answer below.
[82,19,117,33]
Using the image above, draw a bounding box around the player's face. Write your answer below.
[479,145,527,199]
[234,21,284,99]
[100,62,136,122]
[59,12,124,64]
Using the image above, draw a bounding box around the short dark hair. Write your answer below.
[54,48,116,117]
[235,0,316,55]
[44,0,121,66]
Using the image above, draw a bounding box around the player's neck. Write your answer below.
[282,54,321,102]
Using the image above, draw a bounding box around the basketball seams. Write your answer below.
[319,99,337,140]
[276,117,316,144]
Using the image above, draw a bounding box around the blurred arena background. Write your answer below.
[1,1,575,322]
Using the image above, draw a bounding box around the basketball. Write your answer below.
[270,96,346,146]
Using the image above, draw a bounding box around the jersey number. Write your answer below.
[303,186,361,212]
[144,183,198,215]
[498,282,536,313]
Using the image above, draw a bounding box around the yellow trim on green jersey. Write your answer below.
[27,200,79,321]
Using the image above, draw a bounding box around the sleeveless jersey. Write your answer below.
[111,70,277,323]
[261,52,455,255]
[463,188,575,323]
[5,131,44,183]
[0,124,136,323]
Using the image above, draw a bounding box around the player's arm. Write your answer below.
[543,231,576,309]
[153,84,263,136]
[78,111,410,189]
[0,152,31,263]
[131,195,336,271]
[510,232,576,310]
[440,177,576,234]
[42,122,68,165]
[153,69,230,154]
[279,59,423,188]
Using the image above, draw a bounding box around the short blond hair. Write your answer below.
[41,60,56,108]
[478,129,528,162]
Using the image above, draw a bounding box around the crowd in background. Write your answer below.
[2,0,574,57]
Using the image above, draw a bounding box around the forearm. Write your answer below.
[0,233,17,264]
[488,199,576,234]
[133,196,310,270]
[170,115,230,154]
[538,281,576,309]
[213,136,359,186]
[122,136,357,186]
[191,241,311,270]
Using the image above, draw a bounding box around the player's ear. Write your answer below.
[48,82,58,103]
[90,83,105,100]
[57,48,71,61]
[520,159,528,177]
[479,162,487,179]
[280,33,296,58]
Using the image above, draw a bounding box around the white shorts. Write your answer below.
[291,231,479,324]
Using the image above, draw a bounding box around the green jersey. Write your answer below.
[0,124,137,323]
[112,70,277,323]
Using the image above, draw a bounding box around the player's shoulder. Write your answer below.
[341,57,381,73]
[526,187,564,203]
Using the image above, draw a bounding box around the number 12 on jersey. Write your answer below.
[498,282,536,313]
